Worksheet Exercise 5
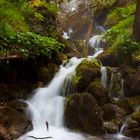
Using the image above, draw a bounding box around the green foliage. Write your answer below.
[91,0,116,7]
[105,3,140,62]
[0,0,64,59]
[0,0,30,36]
[45,2,58,15]
[113,36,140,61]
[105,3,136,26]
[30,0,58,15]
[0,32,64,58]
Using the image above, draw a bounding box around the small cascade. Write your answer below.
[89,35,104,53]
[62,31,70,39]
[60,73,76,96]
[17,51,103,140]
[60,0,89,13]
[101,66,107,88]
[109,68,125,99]
[120,123,126,135]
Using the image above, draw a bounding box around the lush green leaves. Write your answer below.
[0,32,64,58]
[105,3,140,62]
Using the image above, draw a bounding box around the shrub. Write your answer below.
[0,32,64,59]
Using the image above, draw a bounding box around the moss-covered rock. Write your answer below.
[124,128,140,139]
[131,110,140,123]
[123,110,140,138]
[76,59,101,92]
[64,93,105,135]
[109,68,123,98]
[97,48,119,67]
[127,96,140,109]
[124,68,140,97]
[103,103,118,121]
[86,81,109,106]
[104,119,121,134]
[116,98,133,115]
[120,64,136,78]
[38,63,58,83]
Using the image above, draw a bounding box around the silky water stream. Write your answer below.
[17,50,104,140]
[17,1,134,139]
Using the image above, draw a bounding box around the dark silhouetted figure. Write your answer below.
[46,121,49,131]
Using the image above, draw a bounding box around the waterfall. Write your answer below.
[17,50,103,140]
[101,66,107,88]
[89,35,104,53]
[109,68,125,99]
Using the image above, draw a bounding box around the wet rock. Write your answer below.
[124,68,140,97]
[86,81,108,106]
[0,107,32,140]
[123,109,140,138]
[64,93,105,135]
[104,119,120,134]
[76,59,101,92]
[103,103,118,121]
[97,50,119,67]
[38,63,58,83]
[120,64,136,79]
[116,98,133,115]
[127,96,140,109]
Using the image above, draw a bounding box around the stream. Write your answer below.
[17,0,136,140]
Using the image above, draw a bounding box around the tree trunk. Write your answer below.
[133,0,140,42]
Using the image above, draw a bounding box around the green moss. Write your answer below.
[131,110,140,122]
[105,3,136,26]
[91,0,116,17]
[128,97,140,109]
[76,59,101,75]
[104,3,140,62]
[106,66,112,82]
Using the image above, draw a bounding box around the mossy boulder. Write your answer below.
[116,98,133,115]
[97,49,119,67]
[131,110,140,123]
[38,63,58,83]
[86,81,109,106]
[123,109,140,138]
[104,119,121,134]
[76,59,101,92]
[127,96,140,109]
[64,93,105,135]
[120,64,136,78]
[103,103,118,121]
[0,107,32,140]
[124,68,140,97]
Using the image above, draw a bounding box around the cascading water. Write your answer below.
[89,35,104,53]
[17,50,104,140]
[109,69,125,99]
[17,57,86,140]
[101,66,107,88]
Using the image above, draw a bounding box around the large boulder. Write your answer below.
[123,109,140,139]
[103,103,118,121]
[76,59,101,92]
[0,106,32,140]
[97,50,119,67]
[86,81,109,106]
[64,93,105,135]
[124,68,140,97]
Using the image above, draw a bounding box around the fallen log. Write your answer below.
[0,55,19,61]
[28,136,53,139]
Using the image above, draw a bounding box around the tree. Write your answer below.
[133,0,140,42]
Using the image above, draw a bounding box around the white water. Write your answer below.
[60,0,89,13]
[89,35,104,53]
[101,66,107,88]
[17,50,103,140]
